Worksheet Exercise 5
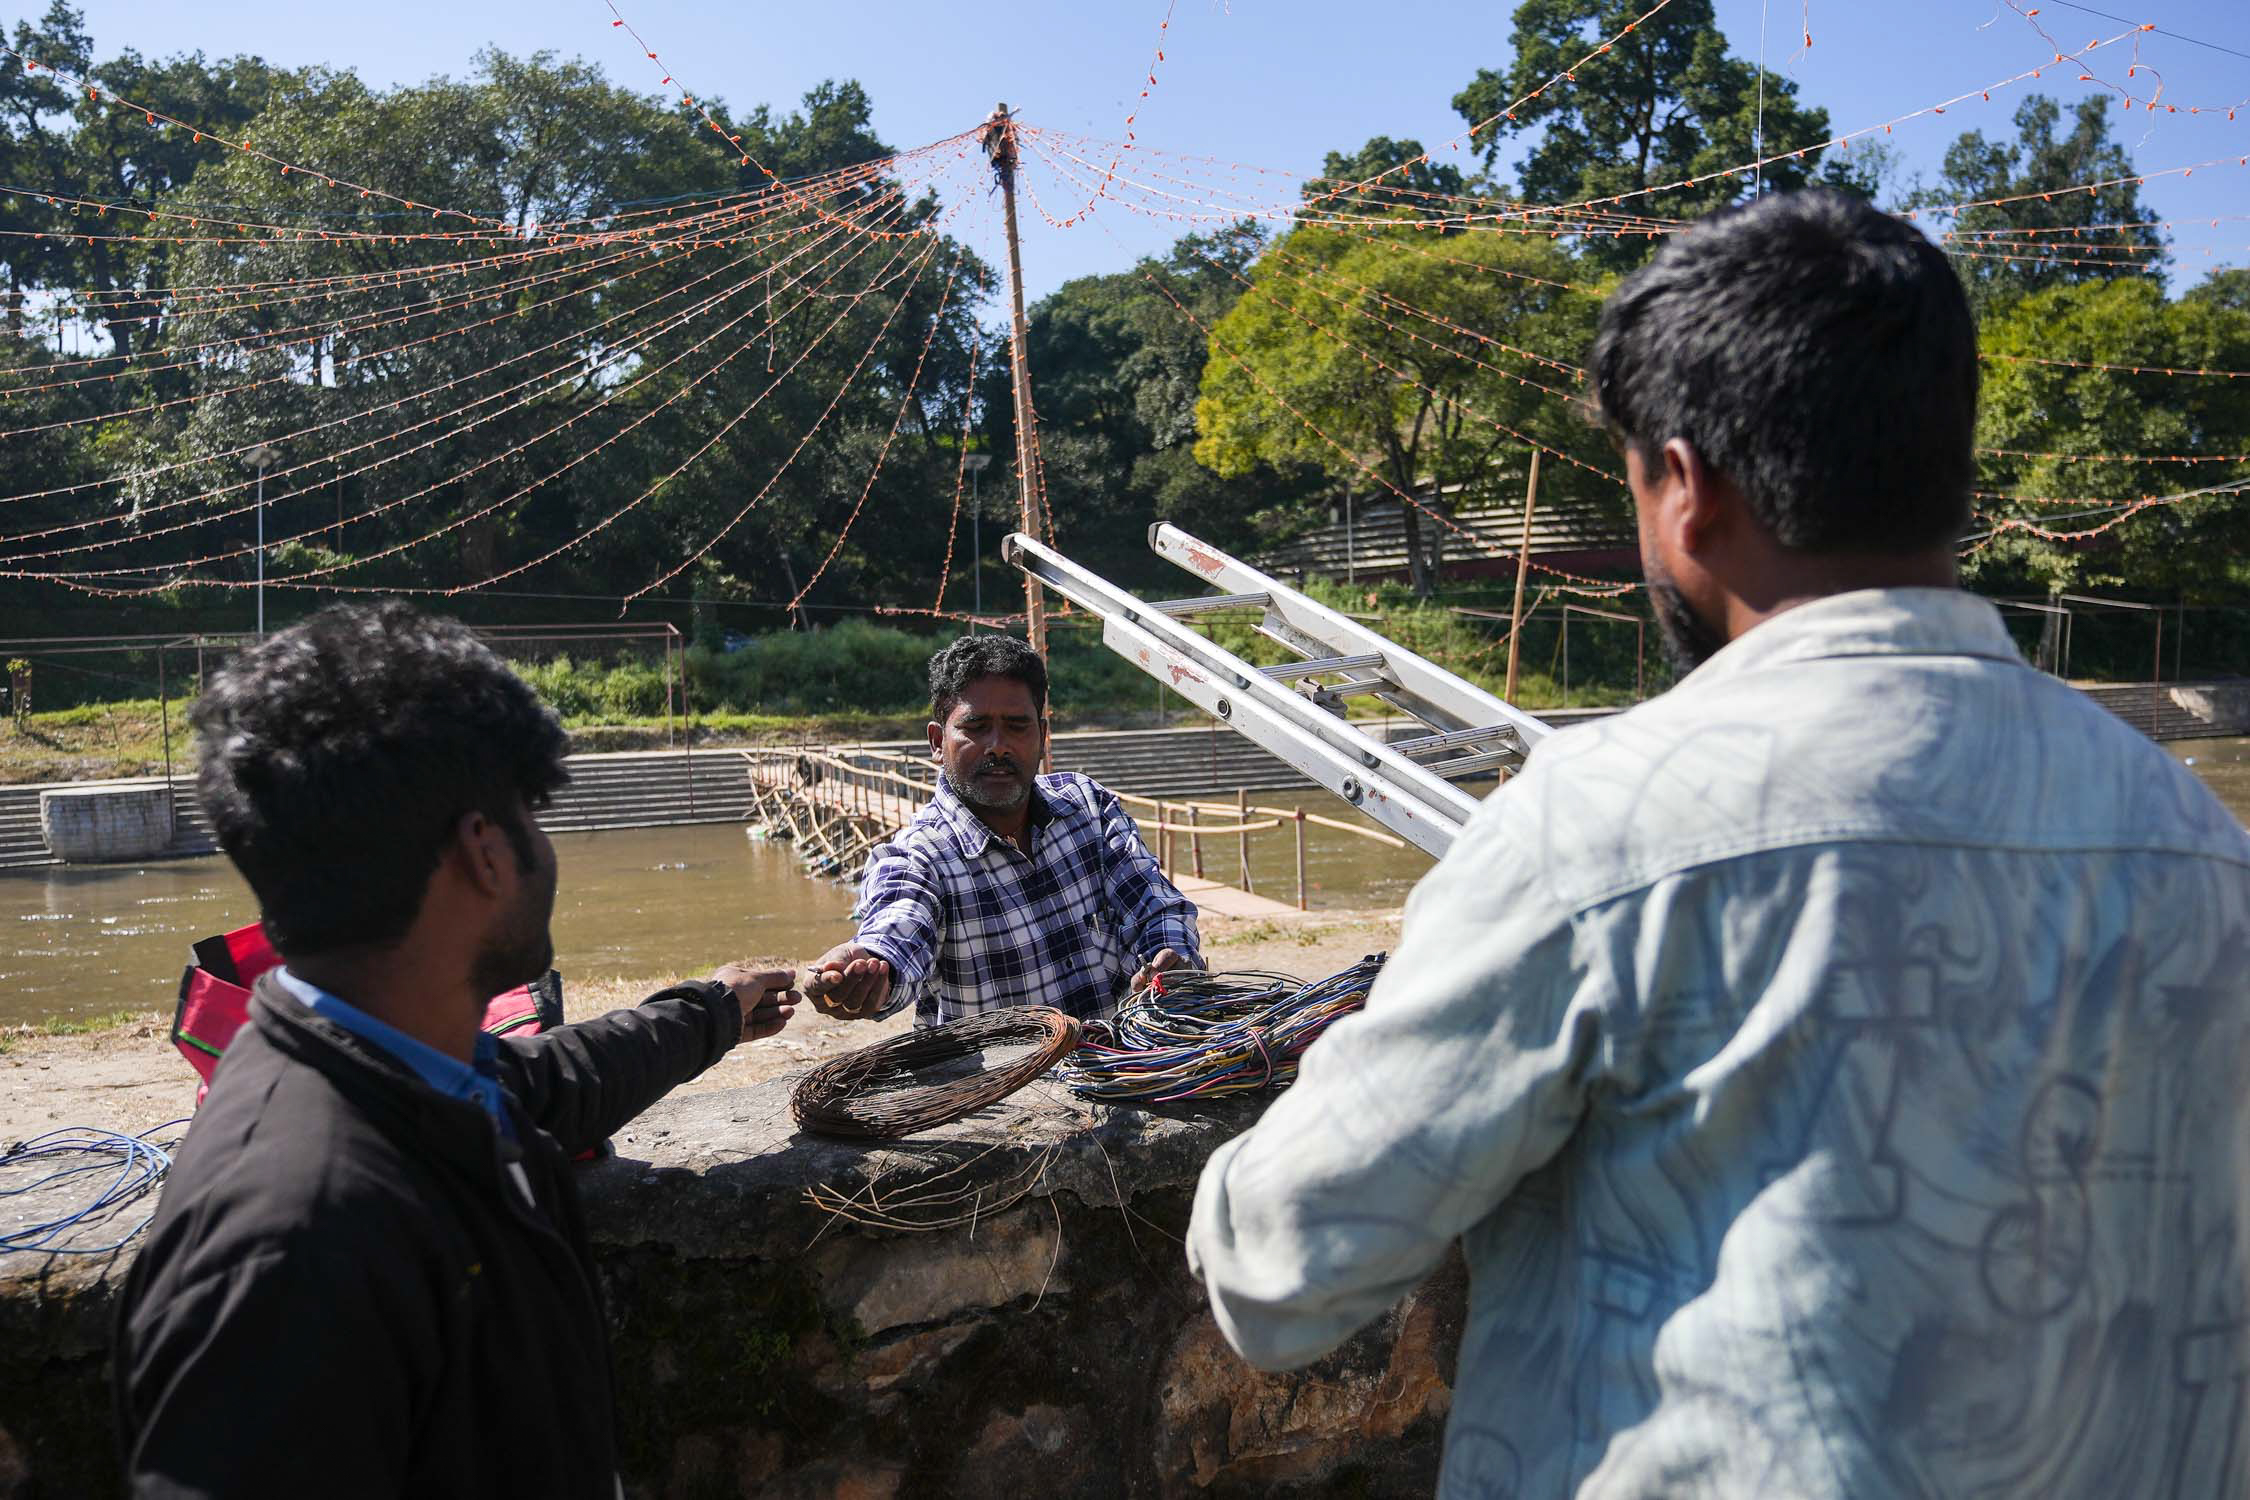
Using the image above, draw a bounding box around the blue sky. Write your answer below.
[56,0,2250,298]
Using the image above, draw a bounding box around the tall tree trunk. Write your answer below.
[1399,503,1429,597]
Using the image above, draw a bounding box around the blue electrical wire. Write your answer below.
[0,1120,189,1257]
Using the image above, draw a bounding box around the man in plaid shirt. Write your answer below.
[808,635,1201,1024]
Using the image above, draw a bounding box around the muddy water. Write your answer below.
[0,795,1431,1028]
[6,744,2244,1030]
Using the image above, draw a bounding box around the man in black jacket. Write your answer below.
[114,602,798,1499]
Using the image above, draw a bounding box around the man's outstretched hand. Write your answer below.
[1130,947,1193,994]
[804,942,894,1019]
[709,964,799,1042]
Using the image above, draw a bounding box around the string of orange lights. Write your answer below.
[0,191,931,571]
[618,246,954,606]
[932,331,983,615]
[0,158,905,385]
[0,188,906,440]
[790,263,965,608]
[1124,251,1636,598]
[0,200,911,551]
[16,230,940,598]
[0,219,854,533]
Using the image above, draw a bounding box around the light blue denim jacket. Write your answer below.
[1189,587,2250,1499]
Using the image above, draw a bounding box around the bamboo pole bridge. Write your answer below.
[741,747,1405,920]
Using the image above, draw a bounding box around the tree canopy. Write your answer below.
[1970,277,2250,595]
[1194,220,1608,594]
[1452,0,1875,269]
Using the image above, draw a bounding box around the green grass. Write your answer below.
[0,602,1655,784]
[0,1007,163,1054]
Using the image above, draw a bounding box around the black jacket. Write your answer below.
[114,974,742,1499]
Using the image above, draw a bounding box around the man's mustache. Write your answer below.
[975,757,1022,776]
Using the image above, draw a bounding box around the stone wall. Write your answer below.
[0,1081,1462,1499]
[36,784,173,863]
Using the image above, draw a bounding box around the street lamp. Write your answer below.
[963,453,992,627]
[245,445,278,635]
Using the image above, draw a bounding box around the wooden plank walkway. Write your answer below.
[743,751,1305,919]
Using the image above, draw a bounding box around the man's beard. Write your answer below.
[1644,554,1729,677]
[945,756,1031,813]
[469,852,557,999]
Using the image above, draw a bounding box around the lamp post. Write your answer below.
[963,453,992,628]
[246,445,277,635]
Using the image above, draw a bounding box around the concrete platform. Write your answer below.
[1173,873,1303,919]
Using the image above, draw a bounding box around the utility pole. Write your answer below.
[1503,450,1541,703]
[980,104,1048,668]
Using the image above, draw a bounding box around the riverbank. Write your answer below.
[0,908,1401,1140]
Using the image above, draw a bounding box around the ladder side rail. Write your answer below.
[1148,523,1556,748]
[1090,617,1464,857]
[1005,533,1475,856]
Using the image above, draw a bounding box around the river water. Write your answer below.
[5,741,2244,1029]
[0,792,1435,1028]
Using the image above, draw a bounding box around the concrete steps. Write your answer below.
[1,681,2235,870]
[2079,683,2237,742]
[0,751,754,869]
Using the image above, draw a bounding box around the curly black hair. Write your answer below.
[1590,190,1977,555]
[192,602,570,956]
[927,634,1047,722]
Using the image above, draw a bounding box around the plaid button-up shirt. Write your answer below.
[851,771,1202,1025]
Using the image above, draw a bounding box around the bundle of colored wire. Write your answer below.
[791,1008,1082,1140]
[1,1121,187,1257]
[1058,957,1386,1104]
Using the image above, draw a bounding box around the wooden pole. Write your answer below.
[1236,788,1252,894]
[1293,807,1307,912]
[1504,450,1542,703]
[982,103,1051,772]
[1188,802,1204,881]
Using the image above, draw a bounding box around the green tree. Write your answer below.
[52,57,985,613]
[1969,277,2250,595]
[2186,268,2250,315]
[1913,95,2164,316]
[1300,135,1465,219]
[981,222,1324,591]
[0,2,90,329]
[1453,0,1862,270]
[1194,222,1606,595]
[55,48,282,362]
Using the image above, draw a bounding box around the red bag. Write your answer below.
[173,921,564,1105]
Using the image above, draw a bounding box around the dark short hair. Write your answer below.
[928,634,1047,721]
[1589,190,1977,553]
[192,602,569,956]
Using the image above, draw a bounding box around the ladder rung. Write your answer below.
[1389,724,1523,755]
[1149,590,1270,617]
[1261,652,1386,683]
[1427,749,1521,778]
[1308,676,1395,705]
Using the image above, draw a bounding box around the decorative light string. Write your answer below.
[5,211,928,587]
[933,329,982,613]
[789,259,965,607]
[0,202,891,522]
[0,158,900,387]
[0,186,915,437]
[0,205,902,556]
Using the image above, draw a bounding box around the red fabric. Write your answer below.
[174,922,551,1095]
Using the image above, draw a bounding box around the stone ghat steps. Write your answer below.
[0,751,752,869]
[2079,683,2232,743]
[844,713,1620,802]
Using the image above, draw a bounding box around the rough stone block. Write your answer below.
[38,783,174,863]
[3,1076,1462,1498]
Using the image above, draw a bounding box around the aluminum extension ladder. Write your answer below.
[1004,523,1552,858]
